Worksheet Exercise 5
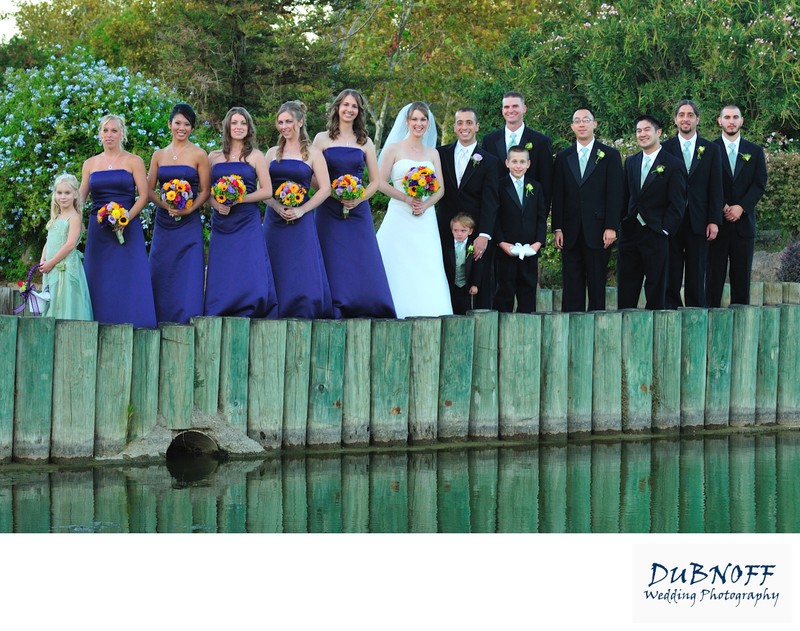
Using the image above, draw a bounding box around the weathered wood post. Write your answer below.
[756,306,780,424]
[777,304,800,424]
[408,317,441,443]
[0,316,19,462]
[158,324,194,430]
[470,310,499,439]
[592,311,622,434]
[370,319,411,445]
[536,288,553,312]
[763,282,784,306]
[191,316,222,415]
[129,328,160,441]
[94,324,133,458]
[219,317,250,432]
[540,312,569,436]
[729,306,760,427]
[680,308,708,431]
[749,281,764,306]
[247,319,287,449]
[307,319,346,446]
[621,310,653,433]
[343,319,371,446]
[51,320,98,460]
[498,312,540,438]
[283,319,312,447]
[13,317,55,461]
[568,313,593,436]
[652,311,682,432]
[785,282,800,304]
[705,309,733,428]
[438,316,474,440]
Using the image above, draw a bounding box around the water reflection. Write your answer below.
[1,432,798,533]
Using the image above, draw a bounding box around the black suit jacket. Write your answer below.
[551,140,623,249]
[712,136,768,238]
[443,237,483,288]
[622,148,687,237]
[436,142,499,242]
[662,135,724,234]
[482,125,554,207]
[495,175,548,247]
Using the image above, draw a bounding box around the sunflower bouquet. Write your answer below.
[330,173,365,218]
[160,178,194,221]
[211,174,246,206]
[275,180,308,224]
[97,201,130,244]
[402,165,439,200]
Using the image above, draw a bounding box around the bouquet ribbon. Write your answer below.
[13,264,49,316]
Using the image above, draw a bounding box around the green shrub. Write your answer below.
[0,46,219,279]
[760,151,800,239]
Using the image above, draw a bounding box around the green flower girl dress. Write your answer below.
[42,215,93,320]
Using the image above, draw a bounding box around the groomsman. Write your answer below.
[707,104,768,307]
[618,114,687,310]
[437,107,499,308]
[551,108,623,311]
[482,91,554,207]
[662,99,723,308]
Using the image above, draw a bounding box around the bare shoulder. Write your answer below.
[312,131,331,148]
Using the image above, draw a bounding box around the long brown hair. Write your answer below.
[326,89,368,146]
[221,107,257,162]
[275,100,311,162]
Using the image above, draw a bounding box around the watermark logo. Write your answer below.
[633,543,792,624]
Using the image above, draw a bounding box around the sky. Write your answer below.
[0,0,20,42]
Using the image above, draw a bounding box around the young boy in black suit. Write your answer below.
[443,213,482,314]
[494,145,548,313]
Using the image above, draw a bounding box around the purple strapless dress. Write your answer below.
[264,159,332,318]
[84,169,157,328]
[204,161,277,318]
[149,165,205,323]
[317,147,395,318]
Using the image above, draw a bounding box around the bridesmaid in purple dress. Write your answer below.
[312,89,395,318]
[204,107,277,318]
[80,114,157,328]
[147,103,209,323]
[263,100,332,318]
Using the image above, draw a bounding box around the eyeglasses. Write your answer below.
[571,118,594,125]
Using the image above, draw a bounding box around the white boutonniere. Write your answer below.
[596,150,605,164]
[741,153,752,162]
[525,183,534,197]
[696,146,705,160]
[654,165,666,175]
[470,154,483,167]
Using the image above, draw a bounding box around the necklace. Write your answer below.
[104,151,122,170]
[169,143,188,162]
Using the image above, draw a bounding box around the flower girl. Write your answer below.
[39,174,93,320]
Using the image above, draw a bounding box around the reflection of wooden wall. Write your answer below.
[1,283,800,462]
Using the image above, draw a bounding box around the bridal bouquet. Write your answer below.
[330,173,365,218]
[97,201,129,244]
[212,174,246,206]
[160,178,194,221]
[402,165,439,199]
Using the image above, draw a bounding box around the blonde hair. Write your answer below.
[275,100,311,162]
[47,173,83,230]
[98,113,128,147]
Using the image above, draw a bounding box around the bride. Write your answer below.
[376,102,453,318]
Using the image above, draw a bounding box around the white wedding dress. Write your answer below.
[376,159,453,318]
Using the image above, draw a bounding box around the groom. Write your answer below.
[437,107,499,308]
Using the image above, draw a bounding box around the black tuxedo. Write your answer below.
[442,237,484,314]
[494,174,548,313]
[618,148,687,310]
[482,125,554,208]
[551,140,623,311]
[661,135,724,308]
[707,136,768,306]
[436,142,499,308]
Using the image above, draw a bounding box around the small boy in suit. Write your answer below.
[443,213,482,314]
[495,145,548,313]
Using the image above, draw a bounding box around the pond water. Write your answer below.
[1,431,798,533]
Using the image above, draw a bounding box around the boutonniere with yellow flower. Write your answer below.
[525,142,533,150]
[654,165,666,175]
[596,150,605,164]
[741,153,752,162]
[525,183,534,197]
[696,146,705,160]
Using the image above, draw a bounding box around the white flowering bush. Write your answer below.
[0,47,219,279]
